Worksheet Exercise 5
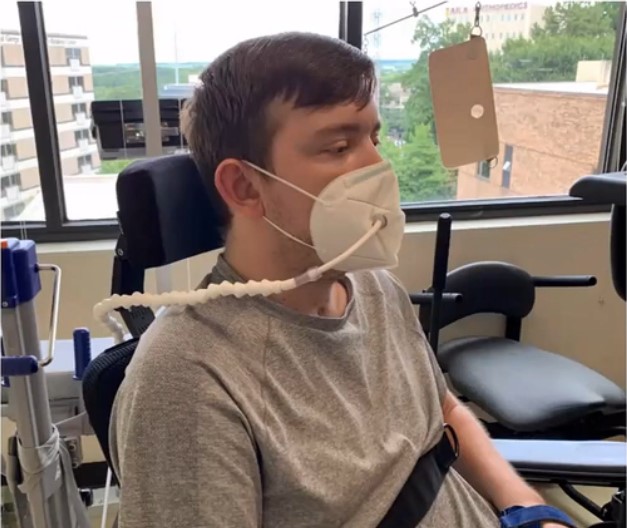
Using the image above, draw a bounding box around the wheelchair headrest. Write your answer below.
[116,154,224,270]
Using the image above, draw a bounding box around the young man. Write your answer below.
[110,33,570,527]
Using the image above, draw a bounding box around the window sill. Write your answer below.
[30,211,611,256]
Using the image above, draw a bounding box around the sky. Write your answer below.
[1,0,456,63]
[2,0,584,64]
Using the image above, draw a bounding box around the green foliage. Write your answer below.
[99,159,135,175]
[491,2,619,83]
[401,19,473,138]
[379,124,455,202]
[92,64,205,100]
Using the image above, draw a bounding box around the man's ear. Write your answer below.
[214,159,265,220]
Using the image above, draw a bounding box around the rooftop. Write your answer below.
[494,81,609,95]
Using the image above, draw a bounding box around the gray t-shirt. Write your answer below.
[110,255,499,527]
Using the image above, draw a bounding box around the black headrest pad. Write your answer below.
[569,172,626,206]
[116,154,224,269]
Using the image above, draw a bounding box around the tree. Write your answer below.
[379,124,455,202]
[490,2,619,83]
[401,19,472,141]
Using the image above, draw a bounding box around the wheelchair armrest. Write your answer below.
[532,275,597,288]
[494,439,626,486]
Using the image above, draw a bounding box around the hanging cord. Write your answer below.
[363,1,447,37]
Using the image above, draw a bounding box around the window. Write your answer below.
[1,172,22,197]
[477,160,491,180]
[1,143,17,157]
[364,0,622,206]
[1,112,13,127]
[74,129,90,142]
[68,76,84,88]
[71,103,87,116]
[502,145,514,189]
[65,47,81,63]
[78,154,92,166]
[1,1,624,240]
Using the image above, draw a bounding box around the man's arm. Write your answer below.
[113,354,262,527]
[442,390,545,512]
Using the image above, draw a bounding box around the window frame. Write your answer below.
[1,1,624,242]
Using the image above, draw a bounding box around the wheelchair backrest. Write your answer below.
[419,261,536,331]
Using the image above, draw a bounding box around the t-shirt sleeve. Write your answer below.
[111,353,262,528]
[422,332,448,405]
[383,270,449,405]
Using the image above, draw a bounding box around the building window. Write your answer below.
[74,129,90,142]
[78,154,92,166]
[69,76,85,88]
[477,160,491,180]
[66,47,81,63]
[1,143,17,157]
[1,172,22,198]
[502,145,514,189]
[1,112,12,128]
[71,103,87,117]
[0,79,7,95]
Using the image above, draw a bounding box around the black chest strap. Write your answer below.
[377,424,459,528]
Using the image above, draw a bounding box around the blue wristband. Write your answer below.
[499,505,577,528]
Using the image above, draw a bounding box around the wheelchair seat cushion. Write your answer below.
[438,337,626,432]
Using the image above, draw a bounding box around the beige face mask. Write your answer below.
[245,160,406,272]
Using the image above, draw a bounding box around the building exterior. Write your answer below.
[456,62,611,200]
[0,30,100,221]
[445,2,547,52]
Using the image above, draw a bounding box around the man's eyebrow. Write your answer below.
[313,121,382,138]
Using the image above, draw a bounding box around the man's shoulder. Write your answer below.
[352,268,410,300]
[123,297,267,383]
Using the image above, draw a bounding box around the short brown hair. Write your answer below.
[181,32,376,234]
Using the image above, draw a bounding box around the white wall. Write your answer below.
[30,212,626,387]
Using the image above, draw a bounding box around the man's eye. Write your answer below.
[325,143,349,154]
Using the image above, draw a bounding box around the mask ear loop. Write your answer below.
[244,161,332,206]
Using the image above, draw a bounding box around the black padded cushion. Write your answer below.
[494,439,626,485]
[439,337,626,432]
[611,205,626,300]
[569,172,626,207]
[570,173,626,301]
[420,262,535,331]
[82,338,139,481]
[116,154,223,270]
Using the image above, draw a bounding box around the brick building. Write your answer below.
[456,62,610,199]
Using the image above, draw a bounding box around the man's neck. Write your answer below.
[222,239,349,318]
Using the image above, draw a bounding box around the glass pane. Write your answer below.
[363,1,619,203]
[152,0,340,99]
[43,0,141,221]
[0,3,45,222]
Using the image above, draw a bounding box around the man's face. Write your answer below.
[258,98,383,272]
